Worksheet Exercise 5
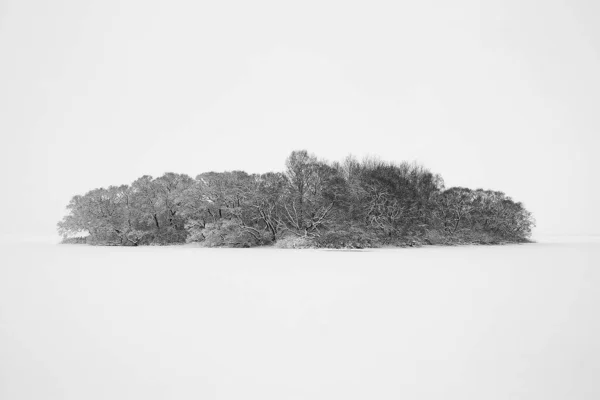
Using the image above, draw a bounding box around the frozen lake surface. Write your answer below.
[1,238,599,400]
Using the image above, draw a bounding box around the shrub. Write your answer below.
[152,228,188,245]
[201,220,271,247]
[274,235,315,249]
[185,220,206,243]
[60,236,88,244]
[424,229,449,245]
[314,227,381,249]
[426,229,508,246]
[86,229,123,245]
[467,231,501,245]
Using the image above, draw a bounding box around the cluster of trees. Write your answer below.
[58,150,534,248]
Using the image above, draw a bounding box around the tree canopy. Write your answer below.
[58,150,535,248]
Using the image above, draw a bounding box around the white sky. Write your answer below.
[1,0,599,237]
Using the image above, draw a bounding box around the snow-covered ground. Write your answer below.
[1,238,599,400]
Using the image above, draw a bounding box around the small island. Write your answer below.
[58,150,534,248]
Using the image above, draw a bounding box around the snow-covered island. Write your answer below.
[58,150,534,248]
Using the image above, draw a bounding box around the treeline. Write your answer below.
[58,150,534,248]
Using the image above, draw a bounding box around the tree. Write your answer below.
[58,185,141,245]
[131,175,162,231]
[246,172,287,241]
[432,187,477,234]
[282,150,348,237]
[352,159,441,238]
[155,173,194,229]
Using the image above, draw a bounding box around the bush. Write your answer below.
[466,231,502,245]
[425,229,508,246]
[314,227,381,249]
[424,229,449,245]
[185,220,206,243]
[60,236,88,244]
[152,228,188,245]
[121,230,148,246]
[200,220,272,247]
[86,229,123,245]
[274,235,315,249]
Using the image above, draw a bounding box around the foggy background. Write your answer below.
[1,0,598,240]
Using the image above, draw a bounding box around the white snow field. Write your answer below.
[1,238,599,400]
